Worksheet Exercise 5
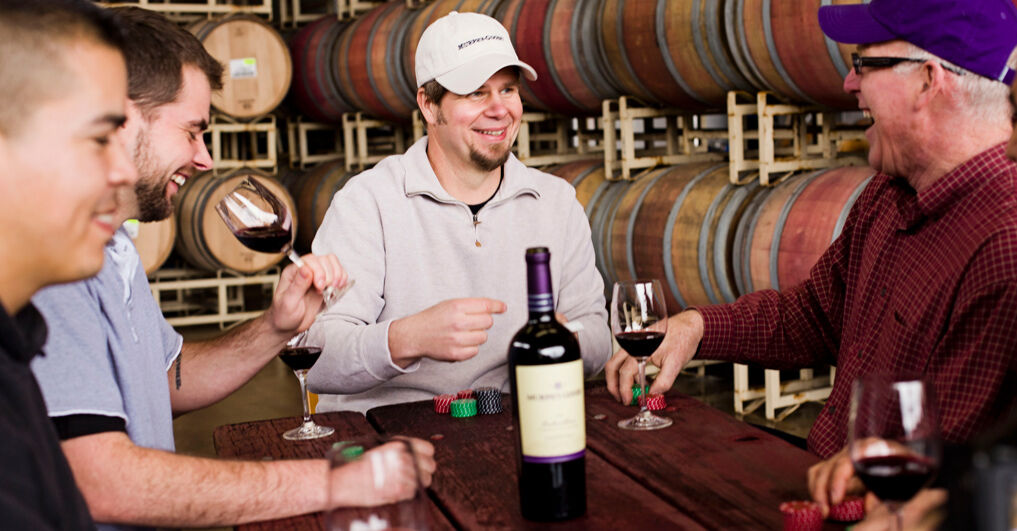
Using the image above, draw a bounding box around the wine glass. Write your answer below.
[215,176,351,305]
[278,337,334,440]
[326,438,430,530]
[611,279,672,430]
[848,375,941,529]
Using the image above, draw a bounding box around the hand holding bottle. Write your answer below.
[389,297,507,367]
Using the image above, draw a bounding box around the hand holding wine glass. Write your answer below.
[611,279,672,430]
[848,375,940,530]
[215,176,352,306]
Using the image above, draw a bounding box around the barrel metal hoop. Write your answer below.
[572,0,616,100]
[613,0,655,100]
[727,0,769,91]
[715,180,759,302]
[625,168,671,282]
[698,181,730,305]
[662,164,723,310]
[761,0,811,102]
[820,0,851,79]
[656,0,707,105]
[703,0,751,90]
[769,169,827,291]
[831,173,875,243]
[543,0,587,111]
[736,184,768,295]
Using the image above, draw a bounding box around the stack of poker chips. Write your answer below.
[433,394,455,414]
[828,496,865,522]
[644,393,667,411]
[474,387,503,414]
[779,500,822,531]
[628,384,644,406]
[450,398,477,418]
[456,389,474,400]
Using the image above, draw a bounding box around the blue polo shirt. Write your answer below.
[31,228,182,454]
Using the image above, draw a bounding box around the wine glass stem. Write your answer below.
[637,358,649,414]
[287,248,306,269]
[295,369,312,424]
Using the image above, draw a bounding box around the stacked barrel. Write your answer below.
[129,0,873,310]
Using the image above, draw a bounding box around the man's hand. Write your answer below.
[605,310,704,405]
[389,298,507,367]
[265,254,347,334]
[808,447,864,516]
[328,438,436,508]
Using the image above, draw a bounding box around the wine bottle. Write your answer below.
[507,247,586,521]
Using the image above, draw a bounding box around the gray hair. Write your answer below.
[896,43,1012,127]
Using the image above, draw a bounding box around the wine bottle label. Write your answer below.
[515,359,585,463]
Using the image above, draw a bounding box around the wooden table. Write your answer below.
[214,384,848,530]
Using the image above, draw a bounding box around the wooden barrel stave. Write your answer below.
[190,16,292,118]
[289,15,355,123]
[293,161,357,253]
[134,217,176,275]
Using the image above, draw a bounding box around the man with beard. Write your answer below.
[305,12,611,412]
[29,7,434,529]
[0,1,137,527]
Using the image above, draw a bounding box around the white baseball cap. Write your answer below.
[414,11,537,95]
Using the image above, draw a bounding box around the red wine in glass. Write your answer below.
[853,454,937,503]
[234,226,292,254]
[614,330,665,360]
[610,280,672,431]
[278,345,322,372]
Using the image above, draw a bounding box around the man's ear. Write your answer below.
[417,87,438,126]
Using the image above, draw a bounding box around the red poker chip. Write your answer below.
[456,389,474,399]
[828,496,865,522]
[779,500,822,531]
[433,394,455,414]
[644,394,667,411]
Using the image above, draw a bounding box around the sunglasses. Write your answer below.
[851,53,966,76]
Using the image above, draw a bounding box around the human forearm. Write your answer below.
[169,314,288,413]
[62,432,328,527]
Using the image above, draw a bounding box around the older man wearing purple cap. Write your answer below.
[606,0,1017,519]
[306,12,611,413]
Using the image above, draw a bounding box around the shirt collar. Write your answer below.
[892,143,1013,230]
[0,302,48,363]
[402,136,540,203]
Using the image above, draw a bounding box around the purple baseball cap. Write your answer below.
[818,0,1017,84]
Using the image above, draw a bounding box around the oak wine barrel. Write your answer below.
[336,1,418,123]
[174,171,295,273]
[290,160,357,253]
[500,0,618,114]
[725,0,858,108]
[738,166,874,294]
[289,15,356,123]
[132,217,176,275]
[190,15,292,118]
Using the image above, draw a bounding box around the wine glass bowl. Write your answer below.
[215,176,349,305]
[848,375,940,526]
[278,342,334,441]
[611,279,672,430]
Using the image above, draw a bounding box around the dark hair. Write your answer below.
[110,7,223,117]
[420,79,449,107]
[0,0,125,135]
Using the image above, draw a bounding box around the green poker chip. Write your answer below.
[450,398,477,418]
[340,445,365,460]
[629,384,645,406]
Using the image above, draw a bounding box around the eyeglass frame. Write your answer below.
[850,53,967,76]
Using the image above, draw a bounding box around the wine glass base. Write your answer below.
[617,412,673,431]
[283,421,335,441]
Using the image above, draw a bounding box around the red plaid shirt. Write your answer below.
[697,144,1017,458]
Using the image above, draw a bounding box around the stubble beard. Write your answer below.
[132,129,175,223]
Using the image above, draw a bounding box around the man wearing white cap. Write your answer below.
[307,12,611,412]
